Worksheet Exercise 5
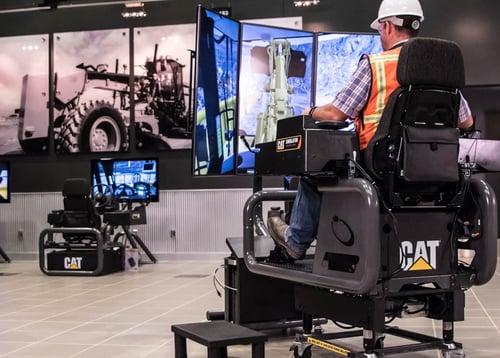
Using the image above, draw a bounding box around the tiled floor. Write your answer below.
[0,258,499,358]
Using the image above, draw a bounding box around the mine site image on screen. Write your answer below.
[315,32,382,106]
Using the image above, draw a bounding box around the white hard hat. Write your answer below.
[370,0,424,30]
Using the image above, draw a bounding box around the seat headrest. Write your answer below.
[63,178,91,197]
[397,37,465,88]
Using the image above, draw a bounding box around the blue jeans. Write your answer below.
[285,176,322,252]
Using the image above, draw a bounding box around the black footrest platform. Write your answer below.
[171,321,267,358]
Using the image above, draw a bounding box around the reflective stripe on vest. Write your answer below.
[355,47,401,150]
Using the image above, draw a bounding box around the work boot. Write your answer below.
[267,216,304,260]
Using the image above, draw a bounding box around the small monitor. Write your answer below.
[91,158,159,203]
[0,161,10,204]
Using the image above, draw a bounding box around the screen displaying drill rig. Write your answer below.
[191,6,382,177]
[237,23,314,174]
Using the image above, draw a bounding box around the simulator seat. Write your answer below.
[244,38,497,357]
[39,178,124,276]
[51,178,103,243]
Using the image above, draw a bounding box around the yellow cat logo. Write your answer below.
[64,257,83,270]
[400,240,440,271]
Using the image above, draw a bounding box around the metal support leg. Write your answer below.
[0,245,10,263]
[303,313,313,334]
[119,225,157,263]
[443,321,454,344]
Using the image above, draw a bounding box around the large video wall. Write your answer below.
[192,7,382,177]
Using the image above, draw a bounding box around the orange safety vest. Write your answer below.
[355,46,402,150]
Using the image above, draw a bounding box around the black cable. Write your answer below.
[212,264,237,298]
[332,320,355,330]
[240,134,259,153]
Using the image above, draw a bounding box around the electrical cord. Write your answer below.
[212,264,237,298]
[332,320,355,329]
[240,134,260,153]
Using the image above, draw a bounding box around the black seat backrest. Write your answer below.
[62,178,101,228]
[364,38,465,207]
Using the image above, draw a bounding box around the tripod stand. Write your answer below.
[103,202,157,264]
[0,245,10,263]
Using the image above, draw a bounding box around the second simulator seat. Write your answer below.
[39,178,124,276]
[53,178,103,243]
[243,37,497,357]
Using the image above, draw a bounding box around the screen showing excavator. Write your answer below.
[237,23,315,174]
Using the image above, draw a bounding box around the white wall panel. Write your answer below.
[0,189,287,259]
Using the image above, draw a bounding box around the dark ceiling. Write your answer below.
[0,0,126,12]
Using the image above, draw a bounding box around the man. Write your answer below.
[267,0,474,260]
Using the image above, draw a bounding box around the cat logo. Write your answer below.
[64,257,83,270]
[400,240,440,271]
[276,135,302,152]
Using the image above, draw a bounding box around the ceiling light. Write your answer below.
[293,0,320,7]
[121,1,147,18]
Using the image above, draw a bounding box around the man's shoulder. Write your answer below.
[368,48,401,62]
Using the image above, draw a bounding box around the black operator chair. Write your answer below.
[245,37,497,358]
[39,178,124,276]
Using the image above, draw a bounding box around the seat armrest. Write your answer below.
[314,120,349,130]
[47,210,64,226]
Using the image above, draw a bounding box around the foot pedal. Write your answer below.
[266,246,295,264]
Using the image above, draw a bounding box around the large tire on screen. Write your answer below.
[57,101,128,153]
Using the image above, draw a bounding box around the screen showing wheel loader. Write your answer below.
[18,29,192,155]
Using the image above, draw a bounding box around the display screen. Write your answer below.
[91,158,159,203]
[192,6,240,176]
[237,23,315,174]
[0,161,10,204]
[314,32,382,132]
[191,7,383,177]
[315,32,382,105]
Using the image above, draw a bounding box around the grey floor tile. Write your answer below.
[0,260,499,357]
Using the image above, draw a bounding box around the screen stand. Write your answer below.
[115,224,157,264]
[0,245,10,263]
[104,202,157,264]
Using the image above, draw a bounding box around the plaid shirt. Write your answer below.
[331,56,472,124]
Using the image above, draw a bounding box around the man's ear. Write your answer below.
[385,21,393,34]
